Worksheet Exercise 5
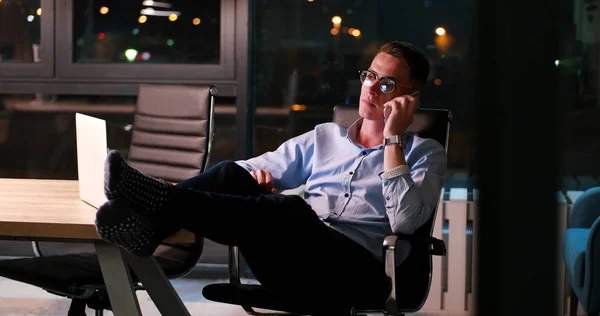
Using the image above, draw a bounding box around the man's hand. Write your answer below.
[383,94,417,137]
[249,169,278,194]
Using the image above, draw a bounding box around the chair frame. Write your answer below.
[223,107,452,316]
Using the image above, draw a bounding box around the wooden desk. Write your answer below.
[0,178,194,242]
[0,178,193,315]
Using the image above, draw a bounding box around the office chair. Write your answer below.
[0,84,217,316]
[564,186,600,316]
[203,105,452,316]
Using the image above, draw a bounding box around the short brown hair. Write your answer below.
[378,41,430,89]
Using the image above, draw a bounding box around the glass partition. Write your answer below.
[559,0,600,188]
[251,0,476,178]
[248,0,478,299]
[0,93,238,179]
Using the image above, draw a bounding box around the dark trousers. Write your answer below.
[165,161,390,307]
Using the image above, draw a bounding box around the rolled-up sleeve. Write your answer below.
[379,139,447,234]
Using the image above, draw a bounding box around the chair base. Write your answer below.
[203,283,356,315]
[66,298,105,316]
[203,283,414,316]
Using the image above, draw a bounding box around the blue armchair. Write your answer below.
[564,187,600,316]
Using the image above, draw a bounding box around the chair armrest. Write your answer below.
[393,233,447,256]
[569,187,600,228]
[383,235,400,315]
[585,216,600,291]
[564,228,589,288]
[31,241,43,257]
[382,233,446,315]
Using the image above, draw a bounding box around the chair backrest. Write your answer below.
[333,104,451,149]
[129,84,217,182]
[129,83,217,277]
[333,104,452,310]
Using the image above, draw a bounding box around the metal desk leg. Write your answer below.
[123,251,191,316]
[94,242,142,316]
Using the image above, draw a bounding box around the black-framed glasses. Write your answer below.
[358,69,415,94]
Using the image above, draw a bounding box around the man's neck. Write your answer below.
[357,119,384,148]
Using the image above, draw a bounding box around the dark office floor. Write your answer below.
[0,262,469,316]
[0,268,256,316]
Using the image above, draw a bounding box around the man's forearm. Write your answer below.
[383,145,407,171]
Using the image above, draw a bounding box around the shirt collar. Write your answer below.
[345,117,415,151]
[345,117,363,143]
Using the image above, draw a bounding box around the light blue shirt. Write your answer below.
[235,118,446,263]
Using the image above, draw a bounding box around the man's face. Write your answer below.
[358,52,414,121]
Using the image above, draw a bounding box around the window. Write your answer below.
[54,0,235,81]
[0,0,238,94]
[72,0,221,64]
[0,0,54,77]
[0,0,41,63]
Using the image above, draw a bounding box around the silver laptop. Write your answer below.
[75,113,108,209]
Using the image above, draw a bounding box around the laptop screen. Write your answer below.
[75,113,108,209]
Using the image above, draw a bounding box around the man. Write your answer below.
[95,41,446,308]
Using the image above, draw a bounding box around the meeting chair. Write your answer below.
[202,105,452,316]
[564,186,600,316]
[0,84,217,316]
